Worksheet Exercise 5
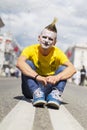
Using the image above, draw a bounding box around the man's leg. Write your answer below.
[21,60,46,106]
[55,66,67,96]
[21,60,38,98]
[46,66,67,109]
[21,74,32,99]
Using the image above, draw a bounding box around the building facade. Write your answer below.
[66,43,87,70]
[0,33,21,76]
[65,43,87,85]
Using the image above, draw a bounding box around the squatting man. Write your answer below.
[16,18,76,109]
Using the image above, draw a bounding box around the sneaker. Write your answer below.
[46,90,61,109]
[33,88,46,107]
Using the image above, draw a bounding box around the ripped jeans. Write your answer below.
[21,60,67,98]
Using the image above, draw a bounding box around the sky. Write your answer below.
[0,0,87,51]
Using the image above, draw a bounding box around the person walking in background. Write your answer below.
[15,68,20,78]
[16,18,76,109]
[5,67,10,77]
[72,70,80,85]
[79,65,86,86]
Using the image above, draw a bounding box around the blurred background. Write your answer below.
[0,0,87,85]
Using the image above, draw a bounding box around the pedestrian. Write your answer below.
[5,67,10,77]
[16,18,76,109]
[15,68,19,78]
[79,65,86,86]
[72,70,80,85]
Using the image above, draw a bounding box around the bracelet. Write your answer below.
[34,74,39,80]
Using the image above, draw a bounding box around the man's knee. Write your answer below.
[26,60,36,70]
[55,65,66,74]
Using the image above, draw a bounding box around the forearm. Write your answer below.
[16,60,38,78]
[57,65,76,81]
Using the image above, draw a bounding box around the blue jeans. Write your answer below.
[21,60,67,98]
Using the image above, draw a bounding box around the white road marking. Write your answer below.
[0,99,35,130]
[0,100,85,130]
[49,105,84,130]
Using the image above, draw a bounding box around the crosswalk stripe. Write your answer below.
[0,98,35,130]
[0,99,85,130]
[49,105,84,130]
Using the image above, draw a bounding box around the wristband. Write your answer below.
[34,74,39,80]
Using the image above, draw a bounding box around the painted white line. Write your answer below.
[49,105,84,130]
[0,100,85,130]
[0,99,35,130]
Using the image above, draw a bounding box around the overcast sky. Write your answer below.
[0,0,87,51]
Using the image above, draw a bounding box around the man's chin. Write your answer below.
[40,44,51,49]
[41,45,50,49]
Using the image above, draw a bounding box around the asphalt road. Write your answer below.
[0,77,87,129]
[63,82,87,130]
[0,77,22,122]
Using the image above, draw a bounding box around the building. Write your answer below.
[0,17,21,76]
[0,33,21,76]
[65,43,87,85]
[66,43,87,70]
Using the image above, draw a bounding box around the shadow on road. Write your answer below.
[14,96,68,110]
[61,101,68,105]
[14,96,32,103]
[14,95,24,100]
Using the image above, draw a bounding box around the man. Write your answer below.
[79,65,86,86]
[16,18,76,109]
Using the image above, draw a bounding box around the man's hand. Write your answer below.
[36,75,47,86]
[46,75,61,85]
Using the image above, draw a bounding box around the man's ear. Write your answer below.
[38,35,40,41]
[53,38,57,45]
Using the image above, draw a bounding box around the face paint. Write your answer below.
[39,29,57,49]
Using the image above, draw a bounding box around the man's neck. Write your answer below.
[39,46,52,56]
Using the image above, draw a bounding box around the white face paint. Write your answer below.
[38,29,57,49]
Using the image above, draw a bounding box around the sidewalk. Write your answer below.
[0,98,84,130]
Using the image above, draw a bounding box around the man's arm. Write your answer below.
[46,61,76,84]
[16,55,47,85]
[16,55,38,78]
[57,61,76,80]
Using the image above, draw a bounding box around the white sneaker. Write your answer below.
[33,88,46,107]
[46,90,61,109]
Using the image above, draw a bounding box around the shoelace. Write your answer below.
[51,90,62,101]
[34,88,43,98]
